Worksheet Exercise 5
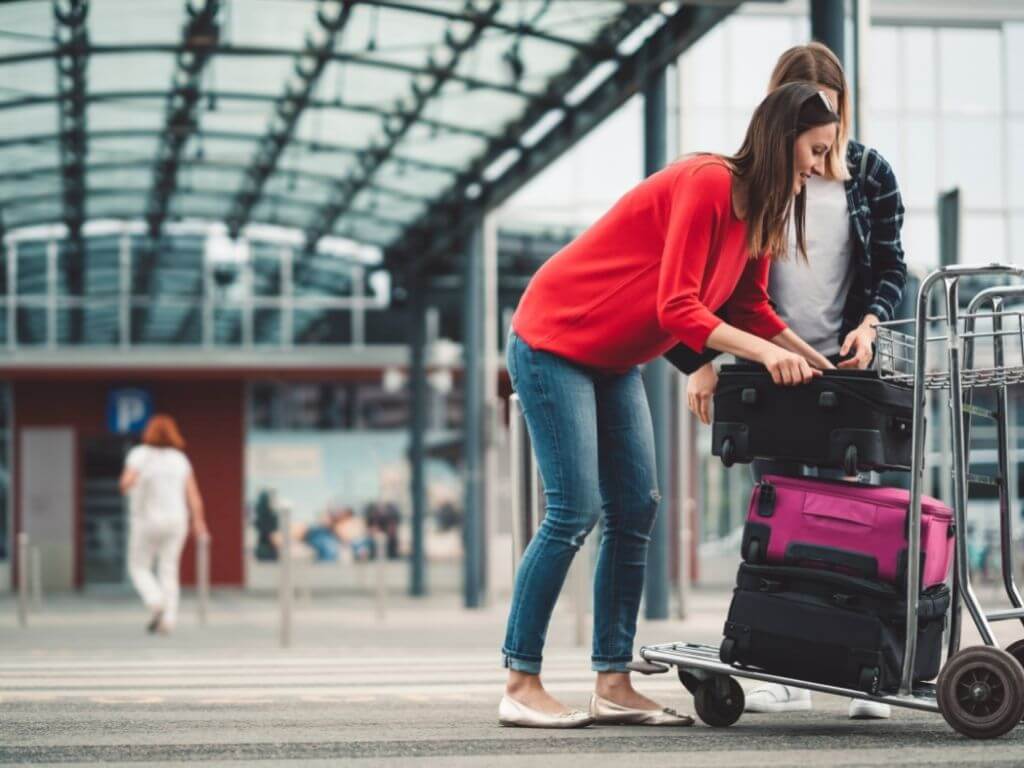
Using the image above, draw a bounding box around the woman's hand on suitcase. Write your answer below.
[687,362,718,425]
[760,346,822,386]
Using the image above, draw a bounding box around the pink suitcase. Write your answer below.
[741,474,955,588]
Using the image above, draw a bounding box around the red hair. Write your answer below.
[142,414,186,450]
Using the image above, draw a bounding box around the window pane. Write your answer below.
[683,23,727,109]
[939,29,1002,114]
[728,17,798,110]
[903,28,936,113]
[901,211,939,271]
[941,118,1003,209]
[867,116,902,179]
[1008,24,1024,115]
[1011,215,1024,265]
[1010,119,1024,208]
[868,27,902,112]
[901,118,937,209]
[962,214,1007,265]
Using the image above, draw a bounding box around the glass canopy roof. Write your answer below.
[0,0,671,254]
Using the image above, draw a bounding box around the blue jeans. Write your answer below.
[502,332,660,674]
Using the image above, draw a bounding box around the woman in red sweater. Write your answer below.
[499,82,839,729]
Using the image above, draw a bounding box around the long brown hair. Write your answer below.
[722,82,838,261]
[769,42,851,181]
[142,414,186,450]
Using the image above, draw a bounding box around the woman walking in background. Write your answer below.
[121,414,209,635]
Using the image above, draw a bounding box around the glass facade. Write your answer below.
[244,378,464,588]
[0,224,385,348]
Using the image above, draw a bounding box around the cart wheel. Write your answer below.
[843,444,859,476]
[721,438,736,468]
[677,668,703,695]
[937,646,1024,739]
[694,676,745,728]
[1006,639,1024,670]
[858,666,880,694]
[1006,640,1024,720]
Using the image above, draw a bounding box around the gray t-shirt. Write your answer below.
[769,176,854,357]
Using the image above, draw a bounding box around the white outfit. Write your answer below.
[125,445,192,628]
[769,175,854,357]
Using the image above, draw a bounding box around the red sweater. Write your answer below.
[512,157,787,371]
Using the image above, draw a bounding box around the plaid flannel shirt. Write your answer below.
[840,140,908,339]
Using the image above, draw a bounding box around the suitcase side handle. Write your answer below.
[755,482,775,517]
[784,542,880,579]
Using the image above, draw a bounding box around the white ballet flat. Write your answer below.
[498,695,594,728]
[589,694,695,726]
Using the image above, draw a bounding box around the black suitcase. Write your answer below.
[720,563,950,694]
[711,364,914,474]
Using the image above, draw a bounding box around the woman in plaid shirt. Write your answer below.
[685,42,908,721]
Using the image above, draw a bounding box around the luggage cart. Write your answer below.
[637,265,1024,739]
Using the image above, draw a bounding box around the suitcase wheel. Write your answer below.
[694,676,745,728]
[937,646,1024,739]
[719,637,737,664]
[744,538,763,564]
[843,444,859,476]
[858,666,880,694]
[720,438,736,467]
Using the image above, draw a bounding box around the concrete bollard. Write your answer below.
[374,531,387,622]
[17,532,28,627]
[509,394,533,574]
[30,545,42,611]
[279,502,293,649]
[196,534,210,626]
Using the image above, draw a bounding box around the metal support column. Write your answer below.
[938,189,963,657]
[482,214,500,607]
[642,61,670,621]
[7,239,16,351]
[852,0,870,141]
[463,221,485,609]
[810,0,845,65]
[409,269,427,597]
[119,226,131,347]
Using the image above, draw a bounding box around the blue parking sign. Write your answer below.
[107,388,152,434]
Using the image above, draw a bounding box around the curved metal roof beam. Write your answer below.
[0,44,538,99]
[53,0,90,343]
[343,0,611,55]
[144,0,221,242]
[0,159,432,205]
[302,0,503,253]
[5,211,393,250]
[386,2,655,268]
[3,186,409,230]
[0,89,497,142]
[226,0,354,238]
[0,128,462,176]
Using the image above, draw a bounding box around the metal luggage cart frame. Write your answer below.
[638,264,1024,739]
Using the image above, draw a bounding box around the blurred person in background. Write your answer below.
[120,414,208,634]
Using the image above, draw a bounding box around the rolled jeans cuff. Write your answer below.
[591,658,632,673]
[503,651,542,675]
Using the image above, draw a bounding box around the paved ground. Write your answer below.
[2,586,1024,766]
